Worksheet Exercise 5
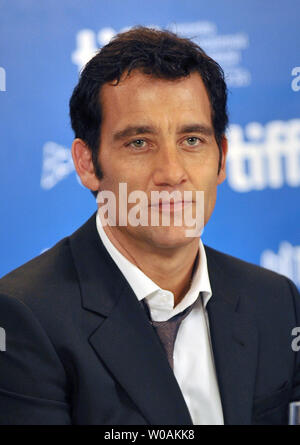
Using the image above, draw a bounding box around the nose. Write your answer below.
[152,143,187,187]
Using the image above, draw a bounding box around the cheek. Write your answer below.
[192,168,218,214]
[98,151,125,186]
[203,184,218,224]
[192,163,218,191]
[99,170,147,201]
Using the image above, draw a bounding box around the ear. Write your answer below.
[71,138,101,191]
[217,136,228,185]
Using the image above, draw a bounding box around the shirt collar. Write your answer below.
[96,210,212,321]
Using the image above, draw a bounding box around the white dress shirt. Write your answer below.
[96,211,224,425]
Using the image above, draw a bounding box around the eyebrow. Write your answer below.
[112,123,214,141]
[178,124,214,136]
[112,126,158,141]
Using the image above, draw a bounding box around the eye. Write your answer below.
[127,139,147,149]
[184,136,202,146]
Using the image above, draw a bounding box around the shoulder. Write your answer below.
[205,244,283,282]
[0,239,76,406]
[204,244,299,300]
[204,245,300,331]
[0,236,80,315]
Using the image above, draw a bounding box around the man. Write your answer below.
[0,27,299,425]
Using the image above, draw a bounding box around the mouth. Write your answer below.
[149,201,194,212]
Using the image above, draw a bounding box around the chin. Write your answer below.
[146,225,199,249]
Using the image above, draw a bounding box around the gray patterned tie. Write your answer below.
[142,296,200,369]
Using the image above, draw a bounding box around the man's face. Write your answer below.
[96,70,227,250]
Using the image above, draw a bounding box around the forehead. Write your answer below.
[100,70,212,126]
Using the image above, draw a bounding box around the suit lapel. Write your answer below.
[89,282,193,425]
[205,246,258,425]
[69,212,192,425]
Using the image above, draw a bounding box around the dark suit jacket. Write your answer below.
[0,212,299,425]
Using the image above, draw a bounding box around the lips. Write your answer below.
[150,201,194,212]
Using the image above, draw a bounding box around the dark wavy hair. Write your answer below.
[69,26,228,194]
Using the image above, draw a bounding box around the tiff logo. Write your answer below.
[227,119,300,192]
[0,67,6,91]
[40,141,75,189]
[0,327,6,351]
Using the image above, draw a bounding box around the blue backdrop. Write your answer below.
[0,0,299,288]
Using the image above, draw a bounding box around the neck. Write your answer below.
[102,224,200,307]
